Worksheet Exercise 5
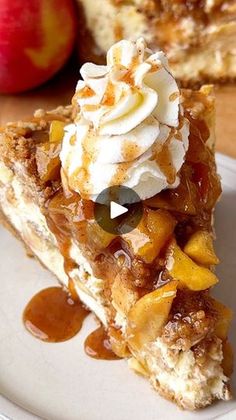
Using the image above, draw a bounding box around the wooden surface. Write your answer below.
[0,67,235,158]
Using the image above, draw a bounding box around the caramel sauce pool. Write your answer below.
[23,287,119,360]
[23,286,89,342]
[84,325,120,360]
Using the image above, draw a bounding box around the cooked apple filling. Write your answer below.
[0,88,232,410]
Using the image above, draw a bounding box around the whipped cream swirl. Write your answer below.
[60,38,189,201]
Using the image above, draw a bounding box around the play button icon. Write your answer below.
[110,201,128,219]
[94,186,143,235]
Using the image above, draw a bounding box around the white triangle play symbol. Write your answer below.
[110,201,128,219]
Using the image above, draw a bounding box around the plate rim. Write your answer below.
[216,153,236,173]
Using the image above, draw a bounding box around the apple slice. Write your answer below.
[35,142,61,182]
[127,281,178,352]
[166,240,218,291]
[49,120,66,143]
[184,230,219,266]
[124,209,176,264]
[112,269,139,316]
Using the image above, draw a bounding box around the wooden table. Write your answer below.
[0,67,235,158]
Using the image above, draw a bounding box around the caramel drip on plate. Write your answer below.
[23,287,89,342]
[84,325,120,360]
[23,286,118,360]
[22,241,119,359]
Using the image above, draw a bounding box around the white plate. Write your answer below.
[0,153,235,420]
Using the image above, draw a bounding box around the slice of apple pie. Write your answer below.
[0,39,233,410]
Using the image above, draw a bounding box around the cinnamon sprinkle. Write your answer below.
[122,140,141,161]
[152,132,176,185]
[110,161,132,186]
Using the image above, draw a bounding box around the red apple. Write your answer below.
[0,0,77,93]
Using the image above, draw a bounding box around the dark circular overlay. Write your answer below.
[94,186,143,235]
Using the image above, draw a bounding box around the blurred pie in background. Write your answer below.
[76,0,236,86]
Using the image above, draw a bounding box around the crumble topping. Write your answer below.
[162,290,217,350]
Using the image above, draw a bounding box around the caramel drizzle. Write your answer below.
[118,55,140,87]
[101,81,116,107]
[69,127,101,198]
[109,140,142,187]
[119,69,135,86]
[77,86,95,99]
[84,325,120,360]
[110,161,132,187]
[72,86,95,112]
[152,131,176,185]
[156,143,176,185]
[122,140,141,161]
